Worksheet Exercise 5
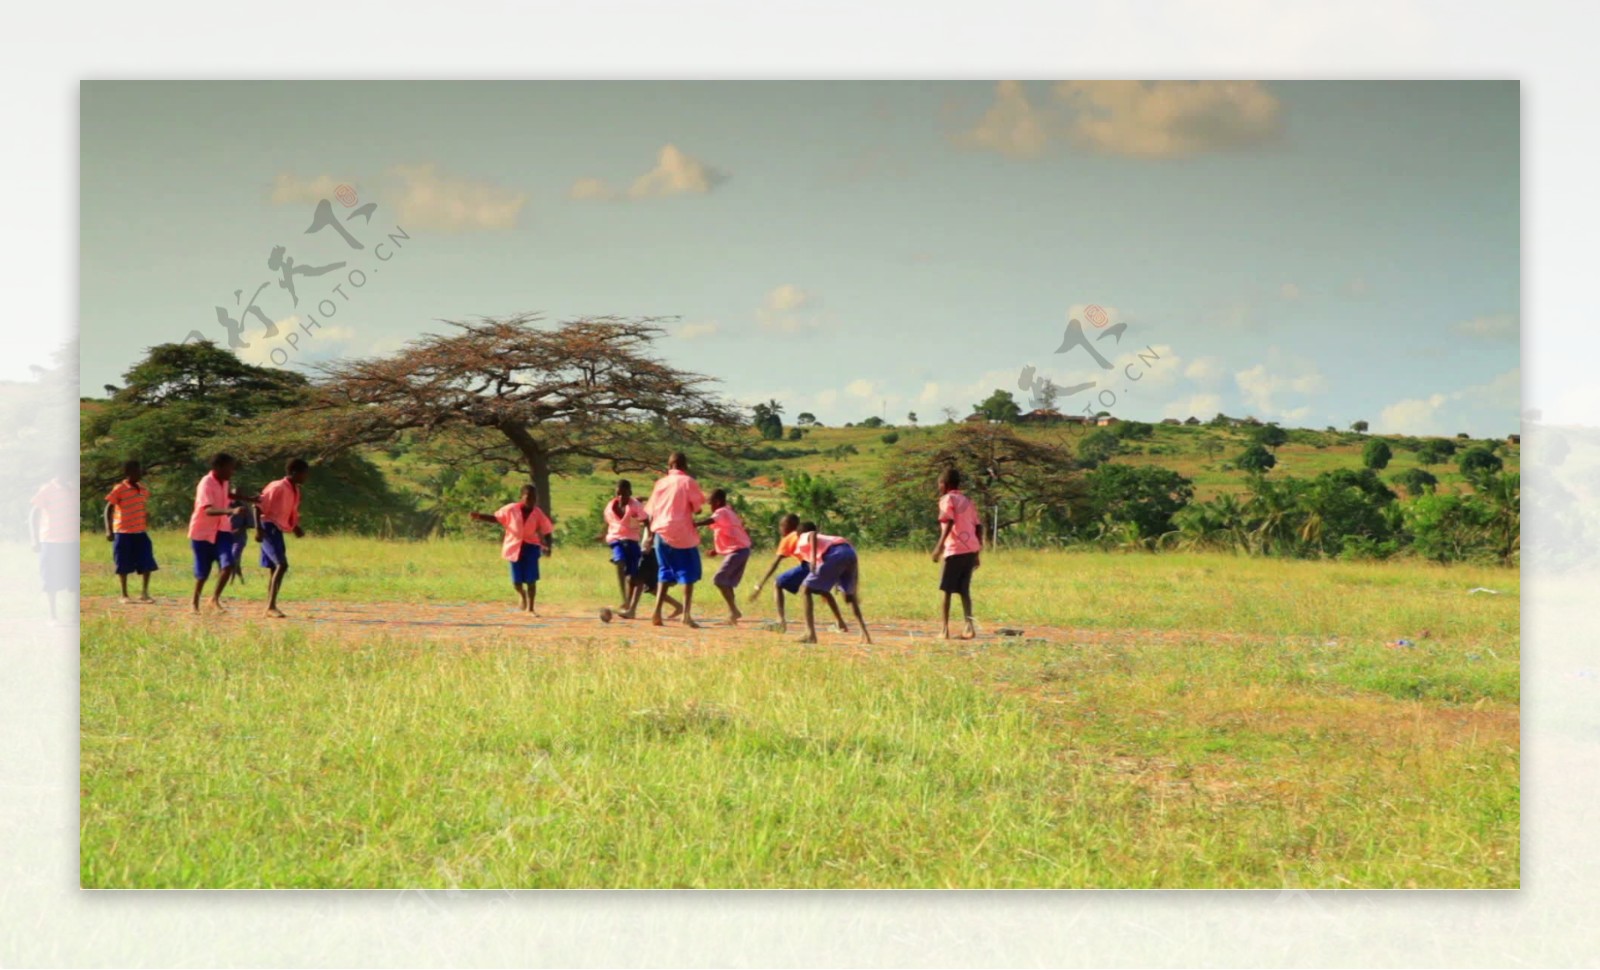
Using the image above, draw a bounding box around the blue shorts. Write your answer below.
[111,532,159,575]
[191,532,237,580]
[776,562,809,594]
[802,543,858,597]
[654,536,701,586]
[230,531,248,564]
[510,543,542,585]
[609,539,642,577]
[258,523,289,569]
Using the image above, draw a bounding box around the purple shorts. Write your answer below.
[802,543,858,597]
[712,547,751,588]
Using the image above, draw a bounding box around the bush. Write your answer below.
[881,431,900,445]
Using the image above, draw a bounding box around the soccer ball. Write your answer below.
[599,607,614,623]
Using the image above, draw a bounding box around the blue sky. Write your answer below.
[79,80,1519,435]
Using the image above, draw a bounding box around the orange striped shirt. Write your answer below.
[105,480,149,533]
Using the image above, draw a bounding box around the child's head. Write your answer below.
[799,520,818,535]
[667,451,689,473]
[520,483,538,506]
[211,452,236,481]
[709,488,727,510]
[615,478,632,500]
[939,467,961,494]
[123,459,142,483]
[286,457,310,484]
[779,513,800,536]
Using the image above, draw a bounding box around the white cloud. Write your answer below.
[757,284,825,333]
[763,284,812,313]
[1453,313,1518,340]
[1053,81,1285,158]
[268,174,356,206]
[386,164,527,231]
[1234,353,1328,420]
[234,317,357,368]
[569,144,727,202]
[917,382,943,405]
[675,321,719,341]
[1185,356,1226,384]
[956,81,1051,158]
[845,379,877,399]
[1379,367,1521,435]
[1163,393,1224,420]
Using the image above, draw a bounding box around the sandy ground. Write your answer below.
[77,594,1276,652]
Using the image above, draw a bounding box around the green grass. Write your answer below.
[79,541,1519,888]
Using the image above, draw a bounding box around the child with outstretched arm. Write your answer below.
[694,488,751,625]
[104,459,158,604]
[749,514,845,633]
[470,483,554,616]
[795,524,871,644]
[255,458,310,618]
[931,467,982,639]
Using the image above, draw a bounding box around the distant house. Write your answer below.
[1061,414,1090,424]
[1184,416,1202,426]
[1242,416,1262,427]
[964,413,987,423]
[1019,408,1064,424]
[1096,415,1119,427]
[1160,417,1181,425]
[1508,433,1521,445]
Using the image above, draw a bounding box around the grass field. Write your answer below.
[78,533,1519,888]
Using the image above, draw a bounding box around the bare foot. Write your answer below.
[651,615,664,627]
[942,628,953,640]
[619,609,635,620]
[683,617,700,630]
[209,600,227,613]
[835,622,849,633]
[265,607,286,619]
[961,619,976,640]
[667,607,684,620]
[138,596,155,604]
[119,596,133,605]
[191,604,202,615]
[797,633,817,644]
[861,632,873,645]
[776,620,787,633]
[729,607,743,624]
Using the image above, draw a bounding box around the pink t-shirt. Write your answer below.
[709,506,751,555]
[31,479,77,543]
[603,496,647,543]
[257,477,302,531]
[645,469,704,550]
[494,502,553,561]
[793,531,847,566]
[938,490,982,556]
[187,471,231,542]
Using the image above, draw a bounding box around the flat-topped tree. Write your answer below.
[303,314,744,515]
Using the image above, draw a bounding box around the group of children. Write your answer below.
[101,453,309,616]
[97,448,987,641]
[471,453,986,643]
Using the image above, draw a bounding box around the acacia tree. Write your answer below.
[295,315,745,514]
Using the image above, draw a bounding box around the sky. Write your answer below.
[78,80,1520,436]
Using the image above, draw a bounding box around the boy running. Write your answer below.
[104,459,157,603]
[931,467,982,639]
[470,484,554,615]
[223,486,254,598]
[644,452,705,628]
[749,514,846,633]
[188,453,247,614]
[255,458,309,618]
[601,479,647,613]
[796,525,871,644]
[695,488,751,624]
[626,519,683,620]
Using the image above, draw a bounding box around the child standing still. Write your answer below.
[187,453,246,614]
[601,479,647,614]
[104,459,157,604]
[931,467,982,639]
[695,488,751,624]
[470,484,554,615]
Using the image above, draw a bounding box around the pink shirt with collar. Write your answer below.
[257,477,303,532]
[644,469,705,550]
[187,471,231,542]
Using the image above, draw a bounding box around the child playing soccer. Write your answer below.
[188,453,247,614]
[643,452,705,628]
[931,467,982,639]
[255,458,309,618]
[795,525,871,644]
[625,519,682,620]
[223,486,254,599]
[750,515,847,634]
[470,483,554,615]
[695,488,751,624]
[103,459,157,604]
[601,479,647,613]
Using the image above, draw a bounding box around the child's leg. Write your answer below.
[775,588,788,630]
[800,590,818,643]
[614,561,629,607]
[265,565,288,615]
[681,583,698,629]
[959,591,975,637]
[209,567,232,609]
[663,589,683,618]
[527,581,538,615]
[819,591,848,631]
[192,577,206,613]
[118,572,131,601]
[847,592,871,644]
[513,582,528,610]
[941,591,953,638]
[717,584,741,623]
[139,571,152,600]
[651,583,669,625]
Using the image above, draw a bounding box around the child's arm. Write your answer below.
[468,511,497,523]
[932,521,953,562]
[748,555,785,601]
[104,501,116,541]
